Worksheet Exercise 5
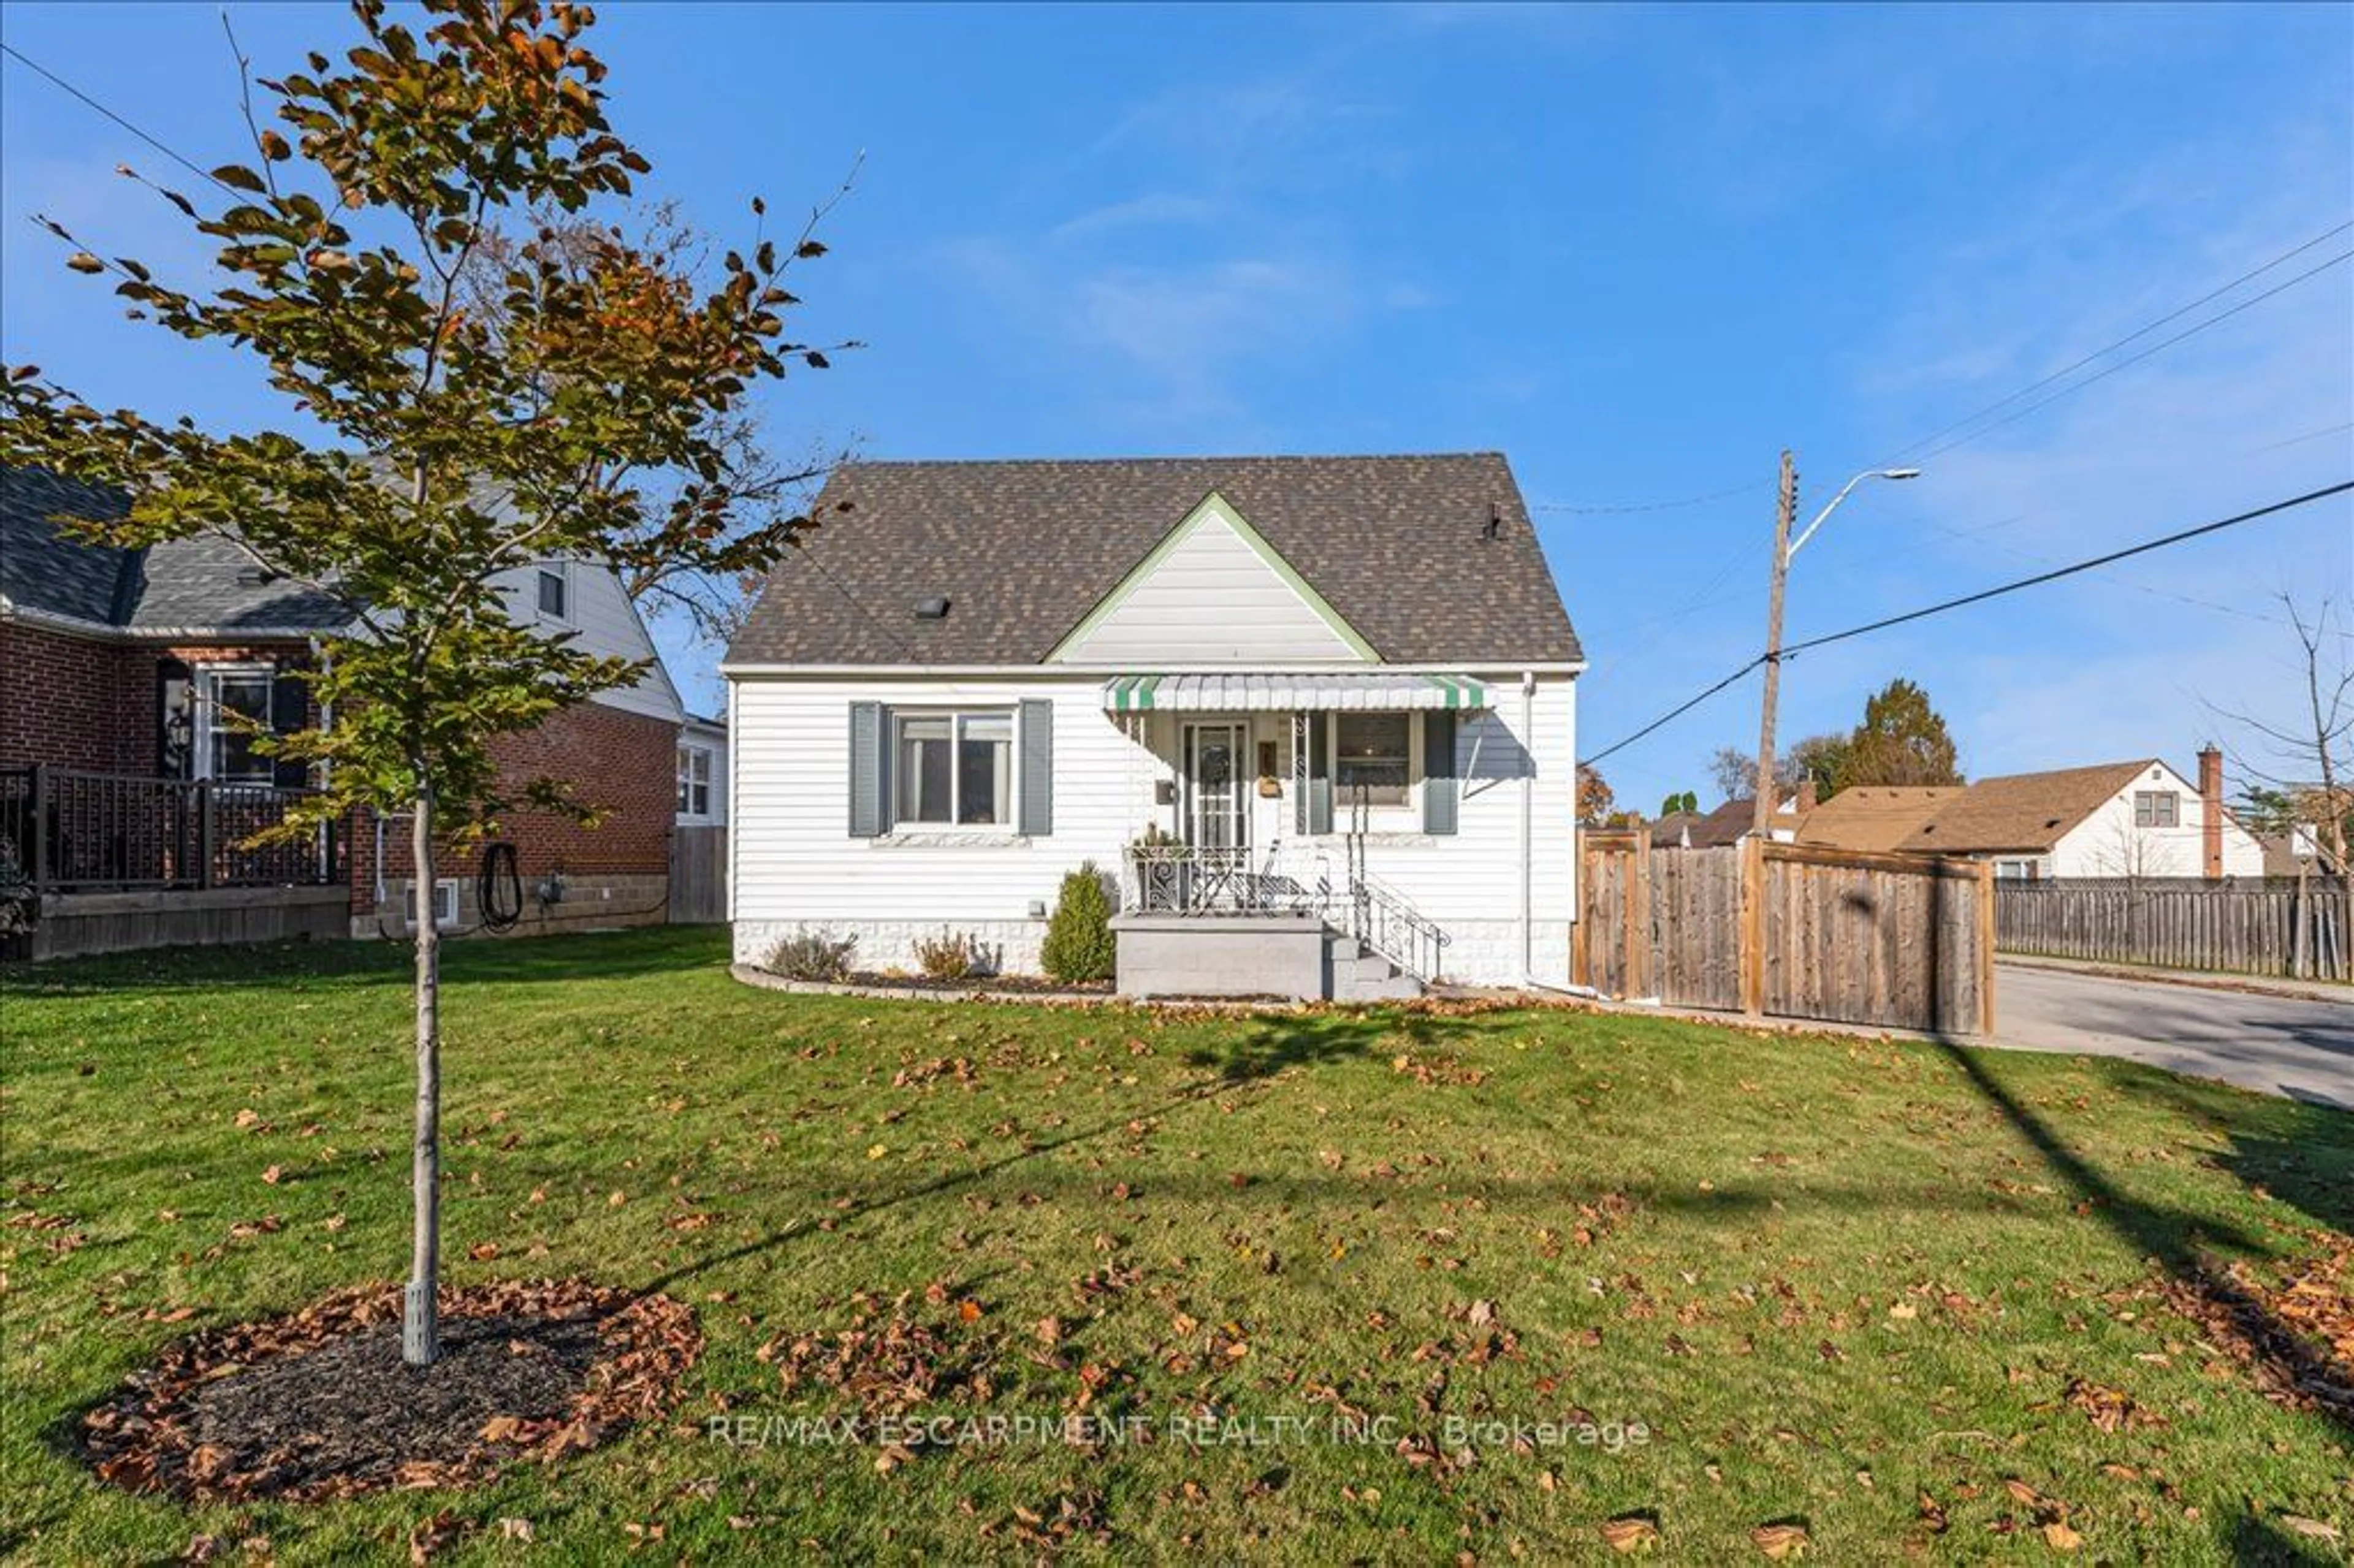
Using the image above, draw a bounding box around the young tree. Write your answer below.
[2212,595,2352,938]
[3,0,845,1364]
[1575,764,1616,826]
[1841,679,1964,788]
[1707,745,1758,804]
[1783,731,1851,801]
[1657,790,1699,818]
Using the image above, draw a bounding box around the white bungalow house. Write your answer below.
[1894,751,2264,879]
[721,454,1584,999]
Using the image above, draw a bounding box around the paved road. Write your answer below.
[1994,962,2354,1109]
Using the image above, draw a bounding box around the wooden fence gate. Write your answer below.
[669,825,727,924]
[1576,831,1995,1035]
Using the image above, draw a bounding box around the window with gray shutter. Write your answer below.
[848,701,889,837]
[1018,699,1053,835]
[1422,710,1458,835]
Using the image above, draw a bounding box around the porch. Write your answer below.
[1099,672,1485,1000]
[0,765,348,961]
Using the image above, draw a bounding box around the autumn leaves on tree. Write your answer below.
[1,0,845,1363]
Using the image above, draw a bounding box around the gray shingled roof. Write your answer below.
[1,468,135,626]
[725,454,1582,666]
[2,466,356,635]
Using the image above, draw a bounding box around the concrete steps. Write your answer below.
[1326,930,1423,1002]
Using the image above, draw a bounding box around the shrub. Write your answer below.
[1040,862,1118,984]
[766,929,856,982]
[913,929,988,981]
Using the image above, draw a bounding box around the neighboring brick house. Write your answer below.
[2,466,685,954]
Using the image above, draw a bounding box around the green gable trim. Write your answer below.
[1046,490,1379,663]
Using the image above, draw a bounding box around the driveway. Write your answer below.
[1994,961,2354,1109]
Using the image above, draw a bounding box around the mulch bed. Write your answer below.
[842,972,1114,995]
[82,1279,701,1503]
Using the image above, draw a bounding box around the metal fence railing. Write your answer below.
[0,765,343,895]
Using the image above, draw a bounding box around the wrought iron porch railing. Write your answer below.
[1350,870,1448,985]
[0,766,343,895]
[1124,842,1332,917]
[1120,842,1449,984]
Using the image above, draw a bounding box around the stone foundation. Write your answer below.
[357,872,672,940]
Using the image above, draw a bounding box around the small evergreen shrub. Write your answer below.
[1040,862,1118,984]
[766,929,856,981]
[913,929,988,981]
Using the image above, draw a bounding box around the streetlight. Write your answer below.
[1752,459,1922,836]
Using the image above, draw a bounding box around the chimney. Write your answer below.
[2198,745,2223,880]
[1796,778,1819,815]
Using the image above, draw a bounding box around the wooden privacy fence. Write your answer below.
[1995,877,2349,982]
[669,825,727,924]
[1575,831,1995,1035]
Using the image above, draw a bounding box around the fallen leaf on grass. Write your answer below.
[1599,1516,1659,1553]
[2041,1520,2082,1551]
[2279,1516,2341,1543]
[1750,1523,1809,1559]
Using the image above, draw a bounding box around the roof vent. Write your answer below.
[914,596,950,620]
[235,566,278,587]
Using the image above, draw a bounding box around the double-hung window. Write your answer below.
[1328,710,1420,820]
[895,710,1013,827]
[677,745,713,819]
[197,666,276,783]
[2133,791,2179,829]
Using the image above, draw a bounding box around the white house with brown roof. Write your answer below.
[721,454,1583,997]
[1834,752,2265,880]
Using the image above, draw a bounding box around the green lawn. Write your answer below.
[4,927,2349,1563]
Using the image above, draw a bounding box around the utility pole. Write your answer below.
[1753,451,1798,837]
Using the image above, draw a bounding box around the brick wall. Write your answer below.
[1,624,317,777]
[352,697,679,934]
[0,622,151,773]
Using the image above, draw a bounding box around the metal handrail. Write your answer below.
[1351,869,1447,983]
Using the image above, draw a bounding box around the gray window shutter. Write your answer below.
[1422,710,1458,835]
[1301,715,1332,835]
[1018,699,1053,835]
[848,701,889,837]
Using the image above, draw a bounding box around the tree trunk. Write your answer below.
[403,788,443,1367]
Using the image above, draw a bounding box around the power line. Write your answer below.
[1910,249,2353,465]
[0,42,235,195]
[1582,479,2354,764]
[1886,219,2354,465]
[1781,480,2353,656]
[1532,477,1773,516]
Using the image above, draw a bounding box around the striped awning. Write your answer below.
[1102,672,1487,713]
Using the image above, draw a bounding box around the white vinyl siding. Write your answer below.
[493,557,684,725]
[729,671,1575,983]
[1053,507,1367,667]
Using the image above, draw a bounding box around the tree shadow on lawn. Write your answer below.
[2108,1072,2354,1240]
[1932,1035,2352,1442]
[640,1008,1420,1296]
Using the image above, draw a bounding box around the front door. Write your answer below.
[1184,721,1249,850]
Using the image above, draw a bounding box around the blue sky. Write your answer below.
[4,2,2348,812]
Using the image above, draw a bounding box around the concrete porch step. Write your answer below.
[1324,930,1423,1002]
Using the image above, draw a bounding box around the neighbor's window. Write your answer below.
[200,668,275,783]
[536,566,569,621]
[1333,712,1412,809]
[895,711,1012,826]
[1994,859,2038,880]
[2133,791,2179,829]
[677,745,713,818]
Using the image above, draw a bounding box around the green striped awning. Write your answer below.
[1102,672,1488,713]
